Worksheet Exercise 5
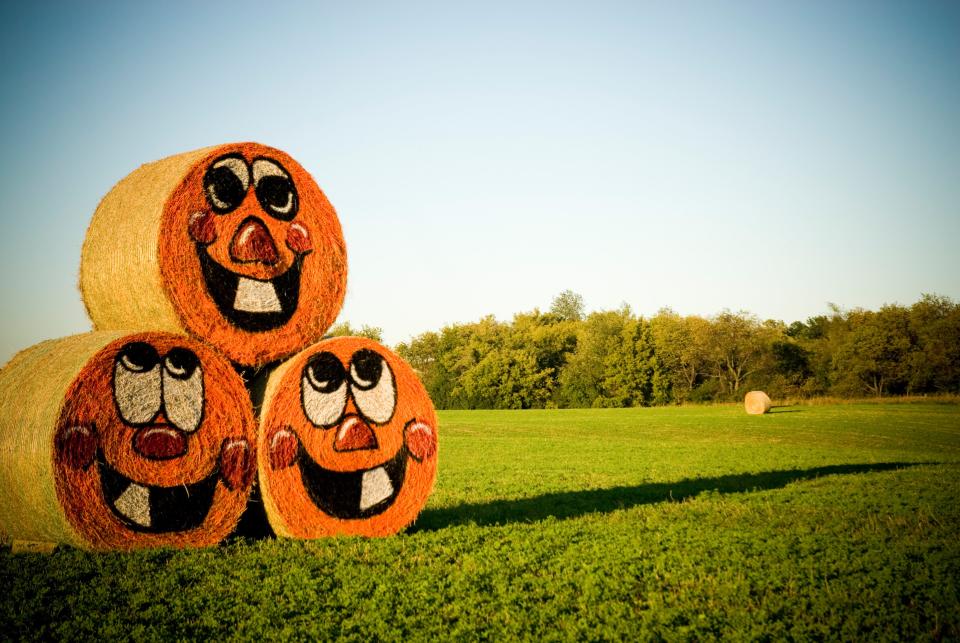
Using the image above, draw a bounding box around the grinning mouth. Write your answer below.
[298,445,408,519]
[197,246,305,332]
[98,453,219,533]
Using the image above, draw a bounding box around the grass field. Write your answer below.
[3,402,959,640]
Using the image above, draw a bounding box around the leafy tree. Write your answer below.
[704,311,779,397]
[550,290,585,322]
[650,309,712,403]
[327,321,383,342]
[832,306,915,396]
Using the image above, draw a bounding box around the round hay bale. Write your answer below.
[0,332,256,550]
[80,142,347,367]
[744,390,772,415]
[259,336,438,538]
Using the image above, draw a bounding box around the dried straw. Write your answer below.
[0,332,121,547]
[80,142,347,367]
[258,336,438,538]
[744,390,772,415]
[0,331,257,550]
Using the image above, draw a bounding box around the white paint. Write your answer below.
[233,278,281,313]
[114,483,151,527]
[359,466,393,511]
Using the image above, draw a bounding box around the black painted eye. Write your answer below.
[118,342,160,373]
[304,352,346,394]
[349,349,383,391]
[204,155,250,214]
[164,348,199,380]
[252,158,298,221]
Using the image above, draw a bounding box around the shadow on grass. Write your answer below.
[412,461,931,532]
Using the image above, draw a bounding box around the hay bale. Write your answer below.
[744,390,772,415]
[259,336,438,538]
[80,142,347,367]
[0,332,256,550]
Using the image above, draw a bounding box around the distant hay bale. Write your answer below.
[259,336,438,538]
[80,142,347,367]
[745,391,772,415]
[0,332,256,550]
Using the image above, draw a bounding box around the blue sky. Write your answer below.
[1,1,958,363]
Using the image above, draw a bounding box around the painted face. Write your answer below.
[260,337,438,537]
[53,333,256,549]
[159,143,346,365]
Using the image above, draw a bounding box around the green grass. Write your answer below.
[3,403,959,640]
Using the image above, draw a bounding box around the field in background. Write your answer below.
[3,403,959,639]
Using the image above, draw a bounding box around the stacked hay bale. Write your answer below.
[258,336,438,538]
[0,142,438,549]
[0,332,256,550]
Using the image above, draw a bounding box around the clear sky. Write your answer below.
[1,1,958,363]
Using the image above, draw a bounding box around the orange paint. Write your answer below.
[260,336,438,537]
[160,143,347,366]
[53,332,256,550]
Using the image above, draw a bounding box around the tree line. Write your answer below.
[379,291,960,410]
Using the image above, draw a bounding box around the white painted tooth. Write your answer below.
[360,467,393,511]
[234,278,282,313]
[114,483,151,527]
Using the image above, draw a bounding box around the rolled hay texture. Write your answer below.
[259,336,438,538]
[0,332,257,550]
[80,142,347,367]
[745,390,772,415]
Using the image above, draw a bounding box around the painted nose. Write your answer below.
[133,424,188,460]
[333,415,378,452]
[230,216,279,265]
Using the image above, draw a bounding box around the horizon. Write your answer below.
[1,2,958,364]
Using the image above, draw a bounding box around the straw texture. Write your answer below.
[0,331,257,550]
[81,142,347,367]
[744,390,772,415]
[259,336,438,538]
[0,332,122,547]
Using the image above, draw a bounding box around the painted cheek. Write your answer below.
[285,222,312,255]
[269,426,299,471]
[56,425,97,470]
[188,211,218,245]
[405,421,437,462]
[220,438,254,490]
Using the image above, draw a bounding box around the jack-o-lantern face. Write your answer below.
[53,333,256,549]
[260,337,438,537]
[160,143,346,365]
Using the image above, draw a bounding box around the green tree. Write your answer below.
[326,321,383,342]
[832,306,915,396]
[550,290,585,322]
[650,309,712,403]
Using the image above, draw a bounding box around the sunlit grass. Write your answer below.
[2,402,958,639]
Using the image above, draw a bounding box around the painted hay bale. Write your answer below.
[80,142,347,367]
[259,336,438,538]
[744,390,772,415]
[0,332,256,550]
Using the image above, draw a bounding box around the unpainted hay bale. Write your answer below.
[80,142,347,367]
[0,332,256,550]
[259,336,438,538]
[745,390,772,415]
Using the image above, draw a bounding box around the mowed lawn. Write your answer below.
[2,403,959,640]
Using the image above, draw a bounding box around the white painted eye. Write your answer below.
[302,352,348,427]
[162,348,204,433]
[114,342,162,425]
[349,349,395,424]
